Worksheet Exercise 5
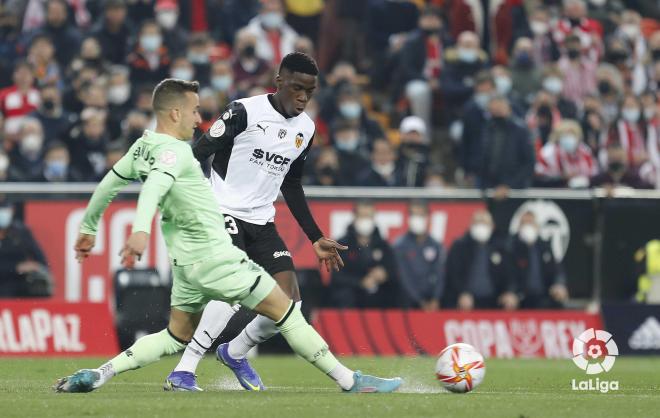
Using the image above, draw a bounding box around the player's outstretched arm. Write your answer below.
[77,167,135,262]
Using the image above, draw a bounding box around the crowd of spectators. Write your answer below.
[329,200,569,310]
[0,0,658,193]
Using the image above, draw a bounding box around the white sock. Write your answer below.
[94,361,116,388]
[227,301,302,360]
[328,363,355,390]
[173,301,238,373]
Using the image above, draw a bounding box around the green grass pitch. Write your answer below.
[1,355,658,418]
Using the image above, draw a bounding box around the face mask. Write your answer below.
[201,110,213,120]
[108,84,130,105]
[559,134,578,153]
[373,162,395,177]
[408,215,428,235]
[318,166,337,177]
[543,77,563,94]
[0,155,8,172]
[514,52,533,68]
[470,223,492,243]
[42,99,56,111]
[261,11,284,29]
[609,50,628,63]
[0,208,13,229]
[241,45,256,58]
[622,108,640,122]
[598,80,612,95]
[590,0,606,6]
[354,217,375,237]
[569,18,581,27]
[621,24,639,39]
[156,11,178,30]
[212,75,233,92]
[644,108,656,120]
[21,134,43,155]
[339,102,361,119]
[495,76,512,95]
[567,48,581,59]
[421,28,439,37]
[335,136,359,152]
[171,67,193,81]
[519,224,538,245]
[652,49,660,61]
[608,161,625,172]
[474,92,491,109]
[457,47,478,63]
[140,34,162,52]
[188,52,209,65]
[44,159,68,179]
[530,21,549,36]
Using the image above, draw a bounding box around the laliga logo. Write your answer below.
[571,328,620,393]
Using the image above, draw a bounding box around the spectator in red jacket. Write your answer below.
[0,61,39,146]
[552,0,603,61]
[605,94,649,168]
[448,0,529,65]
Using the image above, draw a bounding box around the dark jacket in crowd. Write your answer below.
[330,225,399,308]
[480,117,535,189]
[510,236,566,308]
[460,99,489,176]
[394,232,445,308]
[90,18,132,65]
[0,221,49,297]
[444,233,515,307]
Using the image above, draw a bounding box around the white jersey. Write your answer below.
[193,94,315,224]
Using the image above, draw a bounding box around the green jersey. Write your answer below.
[80,130,231,265]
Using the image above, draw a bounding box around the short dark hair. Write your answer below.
[279,52,319,76]
[152,78,199,112]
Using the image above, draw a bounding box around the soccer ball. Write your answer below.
[435,343,486,393]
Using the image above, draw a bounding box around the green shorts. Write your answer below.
[170,244,276,313]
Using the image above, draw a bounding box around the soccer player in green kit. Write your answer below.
[54,79,401,394]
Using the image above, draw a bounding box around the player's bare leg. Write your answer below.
[55,309,200,393]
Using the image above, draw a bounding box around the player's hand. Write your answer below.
[120,231,149,270]
[549,283,569,303]
[313,237,348,272]
[458,292,474,311]
[74,233,96,263]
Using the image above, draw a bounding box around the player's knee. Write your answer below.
[273,270,299,299]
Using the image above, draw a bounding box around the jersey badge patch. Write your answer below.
[159,150,177,167]
[278,128,287,139]
[295,132,304,148]
[222,109,233,121]
[209,119,226,137]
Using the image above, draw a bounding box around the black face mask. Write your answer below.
[598,80,612,95]
[567,49,581,59]
[514,53,533,68]
[42,99,55,111]
[491,116,508,124]
[569,18,581,27]
[241,45,256,58]
[608,162,625,173]
[608,50,628,63]
[653,49,660,61]
[318,166,337,178]
[201,110,213,120]
[421,28,439,37]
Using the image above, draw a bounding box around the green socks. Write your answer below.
[109,329,187,374]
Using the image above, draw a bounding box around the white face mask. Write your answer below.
[171,67,194,81]
[470,223,492,243]
[373,162,396,177]
[494,76,512,95]
[408,215,428,235]
[108,84,130,105]
[559,134,579,153]
[156,11,178,30]
[354,217,375,237]
[621,24,639,39]
[211,75,233,92]
[622,108,640,123]
[543,77,563,95]
[644,108,656,120]
[261,11,284,29]
[21,134,43,156]
[140,34,162,52]
[530,21,549,36]
[519,224,538,244]
[457,47,478,63]
[0,155,9,172]
[0,207,13,229]
[590,0,606,6]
